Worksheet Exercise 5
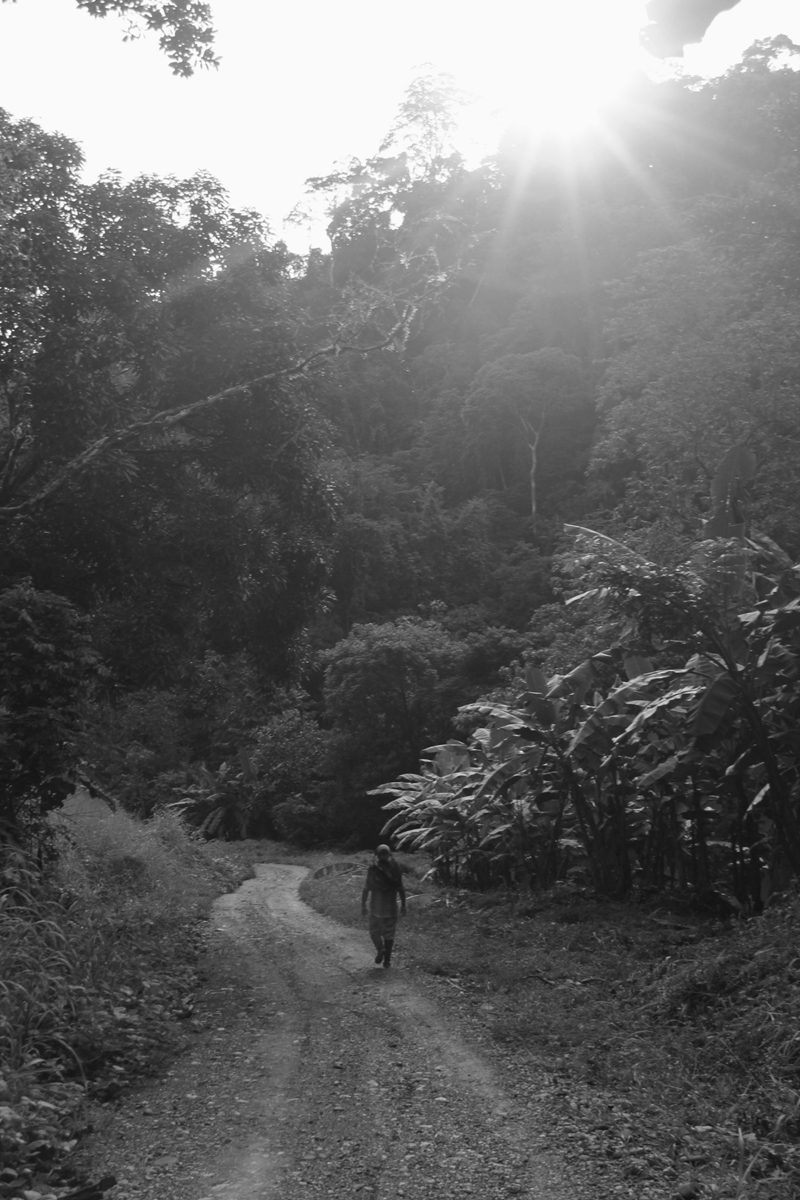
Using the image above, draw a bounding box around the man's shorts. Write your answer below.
[369,913,398,941]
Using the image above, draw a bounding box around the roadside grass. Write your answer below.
[0,799,256,1198]
[302,870,800,1200]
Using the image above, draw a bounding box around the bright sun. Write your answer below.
[453,0,652,147]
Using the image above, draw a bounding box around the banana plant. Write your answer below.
[373,475,800,902]
[167,749,258,840]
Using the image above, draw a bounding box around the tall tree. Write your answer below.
[306,67,484,290]
[463,349,590,520]
[0,110,415,685]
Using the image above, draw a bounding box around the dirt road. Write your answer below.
[83,863,587,1200]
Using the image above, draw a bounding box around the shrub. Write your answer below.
[375,527,800,900]
[167,756,258,839]
[250,708,333,811]
[85,653,266,817]
[271,794,329,846]
[83,688,189,815]
[0,582,96,849]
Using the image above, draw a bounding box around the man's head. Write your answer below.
[376,844,392,859]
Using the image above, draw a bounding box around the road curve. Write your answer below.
[82,863,585,1200]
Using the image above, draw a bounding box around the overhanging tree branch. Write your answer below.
[0,302,417,523]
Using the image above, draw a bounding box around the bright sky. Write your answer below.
[1,0,799,249]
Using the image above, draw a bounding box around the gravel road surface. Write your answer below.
[80,863,590,1200]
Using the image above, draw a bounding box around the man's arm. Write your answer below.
[399,878,406,915]
[361,878,370,915]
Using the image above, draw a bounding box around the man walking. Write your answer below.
[362,844,406,967]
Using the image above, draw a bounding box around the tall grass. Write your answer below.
[0,853,82,1073]
[56,799,223,926]
[0,798,241,1184]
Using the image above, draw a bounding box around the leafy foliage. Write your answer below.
[376,525,800,902]
[7,40,800,863]
[0,807,238,1185]
[0,0,219,74]
[593,240,800,551]
[0,583,95,849]
[251,708,333,810]
[0,110,344,696]
[271,794,330,847]
[168,753,257,840]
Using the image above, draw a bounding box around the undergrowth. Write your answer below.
[302,870,800,1200]
[0,798,248,1197]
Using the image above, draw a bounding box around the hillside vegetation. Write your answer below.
[2,29,800,1200]
[0,798,250,1195]
[3,38,800,857]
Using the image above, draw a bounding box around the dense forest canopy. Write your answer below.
[1,39,799,896]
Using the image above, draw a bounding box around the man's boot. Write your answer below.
[383,939,394,968]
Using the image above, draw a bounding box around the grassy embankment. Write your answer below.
[0,796,268,1198]
[302,860,800,1200]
